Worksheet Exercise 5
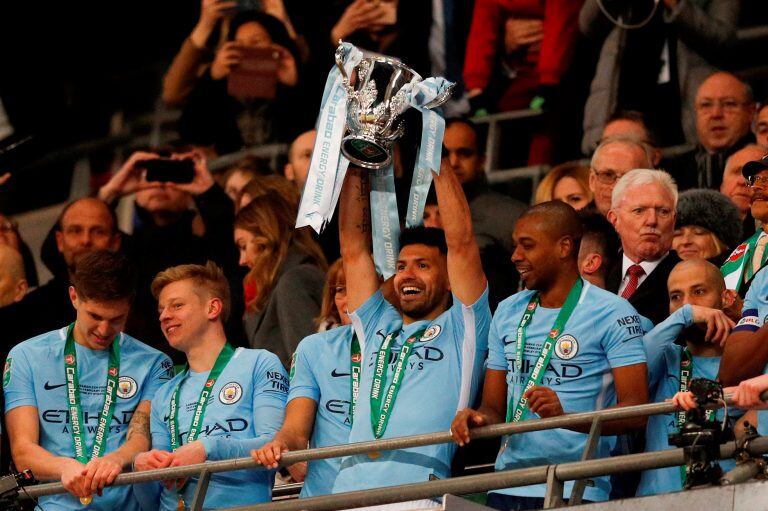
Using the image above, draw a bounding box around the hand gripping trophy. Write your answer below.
[296,41,454,277]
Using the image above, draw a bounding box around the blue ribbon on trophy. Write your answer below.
[296,42,454,278]
[297,43,363,233]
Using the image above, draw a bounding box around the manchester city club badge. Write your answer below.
[554,335,579,360]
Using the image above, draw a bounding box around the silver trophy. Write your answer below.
[335,45,454,170]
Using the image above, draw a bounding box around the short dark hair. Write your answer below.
[71,250,137,303]
[579,209,619,269]
[399,226,448,255]
[605,110,658,147]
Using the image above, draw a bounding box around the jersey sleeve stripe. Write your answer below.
[455,304,476,413]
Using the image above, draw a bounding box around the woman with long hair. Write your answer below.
[234,194,327,368]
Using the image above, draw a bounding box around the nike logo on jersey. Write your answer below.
[331,369,351,377]
[44,381,66,390]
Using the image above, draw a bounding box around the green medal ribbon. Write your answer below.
[169,343,236,451]
[677,348,715,486]
[64,323,121,465]
[506,278,583,423]
[369,328,427,439]
[350,333,361,425]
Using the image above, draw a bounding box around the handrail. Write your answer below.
[19,396,724,500]
[222,437,768,511]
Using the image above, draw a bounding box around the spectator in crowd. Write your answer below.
[329,0,432,77]
[673,189,742,265]
[234,195,326,369]
[720,145,766,238]
[534,162,592,210]
[238,173,300,212]
[422,188,442,229]
[580,0,740,154]
[0,245,26,307]
[756,101,768,148]
[177,11,303,154]
[588,137,654,216]
[578,209,620,290]
[606,169,680,326]
[252,259,353,497]
[4,251,172,510]
[222,156,271,203]
[665,72,756,191]
[600,110,662,166]
[720,155,768,295]
[98,150,240,363]
[133,262,286,509]
[284,129,315,193]
[443,118,525,307]
[315,258,345,332]
[451,201,648,510]
[463,0,584,164]
[637,259,735,496]
[163,0,304,107]
[2,198,121,348]
[0,213,38,287]
[332,160,490,495]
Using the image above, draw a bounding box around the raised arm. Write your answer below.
[339,167,379,311]
[432,162,487,305]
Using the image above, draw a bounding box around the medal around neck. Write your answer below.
[296,41,454,278]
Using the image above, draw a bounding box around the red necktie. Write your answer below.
[621,264,645,299]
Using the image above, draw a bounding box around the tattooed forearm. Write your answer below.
[126,411,151,442]
[357,170,371,235]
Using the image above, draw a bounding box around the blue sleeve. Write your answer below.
[449,285,491,355]
[644,305,692,391]
[132,391,170,510]
[288,337,320,403]
[599,302,647,369]
[487,309,508,372]
[139,354,174,403]
[736,279,762,332]
[3,346,37,411]
[202,353,287,461]
[149,391,172,451]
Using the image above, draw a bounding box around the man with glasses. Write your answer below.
[666,72,756,191]
[606,169,680,326]
[721,154,768,295]
[588,137,654,217]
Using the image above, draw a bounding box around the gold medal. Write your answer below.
[177,497,186,511]
[367,451,381,459]
[79,495,93,506]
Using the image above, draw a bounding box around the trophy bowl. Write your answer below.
[336,49,454,170]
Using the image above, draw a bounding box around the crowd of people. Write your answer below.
[1,0,768,510]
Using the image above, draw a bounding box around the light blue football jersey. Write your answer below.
[733,267,768,436]
[332,288,491,493]
[3,326,173,511]
[487,282,646,502]
[289,325,355,497]
[145,347,287,510]
[637,305,732,496]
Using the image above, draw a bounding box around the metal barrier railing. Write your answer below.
[18,395,760,511]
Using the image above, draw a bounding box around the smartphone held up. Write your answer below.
[227,46,280,100]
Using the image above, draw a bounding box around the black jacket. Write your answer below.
[662,134,754,192]
[606,251,681,326]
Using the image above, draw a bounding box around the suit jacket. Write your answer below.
[606,251,681,326]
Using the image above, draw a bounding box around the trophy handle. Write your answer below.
[335,41,350,84]
[422,83,456,110]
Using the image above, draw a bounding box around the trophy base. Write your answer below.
[341,136,391,170]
